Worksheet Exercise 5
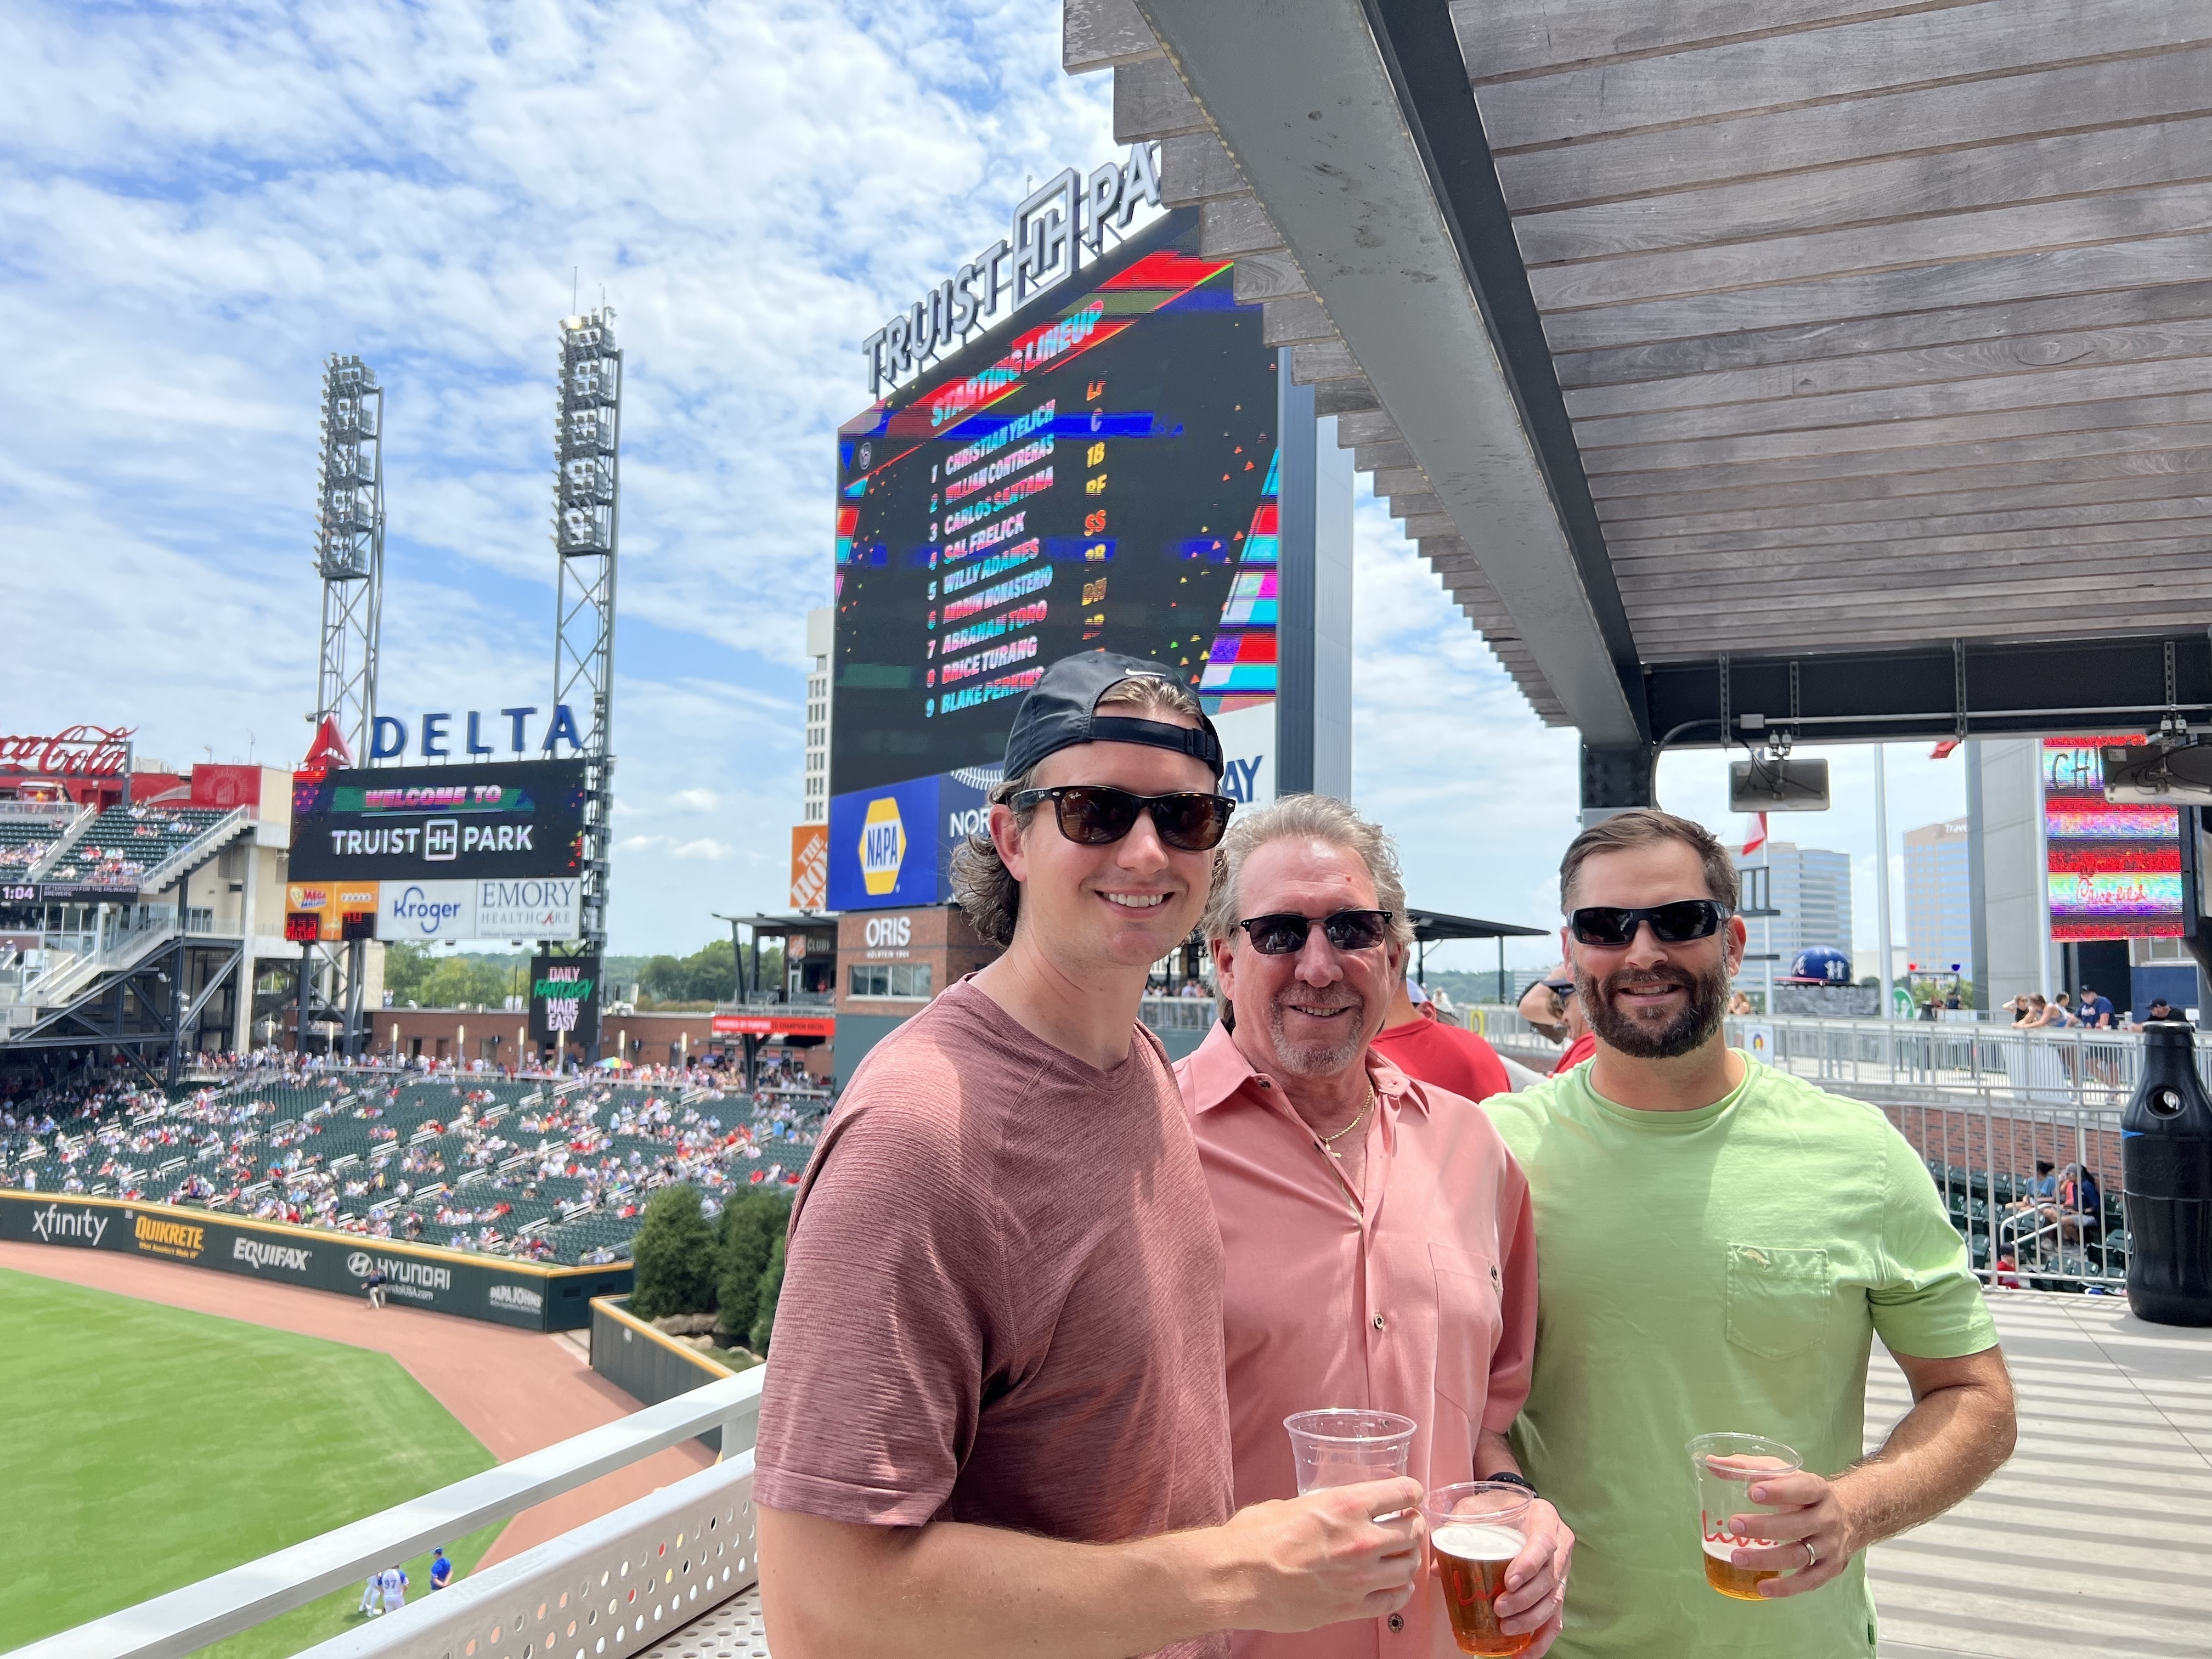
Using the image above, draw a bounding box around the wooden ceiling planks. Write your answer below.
[1458,0,2212,664]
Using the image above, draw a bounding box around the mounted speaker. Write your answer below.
[2103,744,2212,805]
[1729,757,1830,812]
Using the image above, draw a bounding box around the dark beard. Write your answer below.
[1578,957,1730,1059]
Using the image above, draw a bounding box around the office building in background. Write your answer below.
[803,606,832,826]
[1903,819,1973,974]
[1733,843,1854,972]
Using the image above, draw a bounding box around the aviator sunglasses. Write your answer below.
[1009,785,1237,852]
[1237,909,1395,956]
[1567,899,1732,948]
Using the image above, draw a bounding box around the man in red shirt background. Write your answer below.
[1519,967,1595,1075]
[1371,975,1511,1102]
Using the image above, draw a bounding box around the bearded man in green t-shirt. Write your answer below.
[1484,808,2016,1659]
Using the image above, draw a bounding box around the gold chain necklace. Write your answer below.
[1317,1084,1376,1149]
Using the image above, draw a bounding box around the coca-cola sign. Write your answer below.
[0,726,133,778]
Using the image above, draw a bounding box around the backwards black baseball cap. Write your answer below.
[1001,651,1224,782]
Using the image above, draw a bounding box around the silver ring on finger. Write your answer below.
[1803,1541,1819,1570]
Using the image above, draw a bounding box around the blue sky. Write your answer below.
[1,0,1967,962]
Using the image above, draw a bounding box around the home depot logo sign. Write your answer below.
[859,798,906,896]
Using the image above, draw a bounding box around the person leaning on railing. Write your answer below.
[752,654,1424,1659]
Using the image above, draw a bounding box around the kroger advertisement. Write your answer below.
[283,877,582,942]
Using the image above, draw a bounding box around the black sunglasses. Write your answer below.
[1567,900,1732,948]
[1237,909,1394,956]
[1009,786,1237,852]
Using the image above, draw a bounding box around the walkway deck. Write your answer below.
[1870,1292,2212,1658]
[637,1292,2211,1659]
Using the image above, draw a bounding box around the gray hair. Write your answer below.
[1198,794,1415,950]
[948,674,1209,947]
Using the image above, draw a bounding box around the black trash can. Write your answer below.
[2122,1020,2212,1325]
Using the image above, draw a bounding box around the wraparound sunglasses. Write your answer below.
[1567,900,1732,947]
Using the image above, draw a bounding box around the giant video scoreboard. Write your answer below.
[832,209,1280,805]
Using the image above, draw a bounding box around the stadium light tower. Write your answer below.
[312,354,385,1060]
[314,355,385,763]
[552,311,622,964]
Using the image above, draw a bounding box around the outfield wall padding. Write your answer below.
[0,1190,631,1330]
[589,1295,743,1453]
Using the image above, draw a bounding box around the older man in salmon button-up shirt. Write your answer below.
[1176,796,1573,1659]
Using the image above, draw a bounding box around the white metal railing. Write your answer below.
[134,805,250,896]
[23,802,99,879]
[18,1370,764,1659]
[1466,1003,2182,1110]
[8,908,182,1009]
[1469,1005,2133,1291]
[1140,994,1218,1033]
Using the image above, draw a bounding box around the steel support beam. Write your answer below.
[1647,635,2212,750]
[1130,0,1645,743]
[1580,743,1656,823]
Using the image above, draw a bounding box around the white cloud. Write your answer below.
[2,0,1115,951]
[4,0,1988,963]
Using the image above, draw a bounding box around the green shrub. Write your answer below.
[715,1190,792,1336]
[748,1235,786,1356]
[628,1185,718,1319]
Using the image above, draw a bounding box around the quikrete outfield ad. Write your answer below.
[0,1191,631,1329]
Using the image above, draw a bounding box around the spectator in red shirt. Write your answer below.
[1370,974,1511,1101]
[1519,966,1596,1075]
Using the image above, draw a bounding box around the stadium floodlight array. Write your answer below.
[314,354,386,764]
[551,311,622,962]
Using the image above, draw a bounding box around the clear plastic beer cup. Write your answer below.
[1424,1481,1535,1657]
[1686,1432,1803,1600]
[1283,1408,1417,1493]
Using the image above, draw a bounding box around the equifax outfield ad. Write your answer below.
[0,1192,628,1330]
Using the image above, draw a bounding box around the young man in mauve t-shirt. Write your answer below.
[756,653,1425,1659]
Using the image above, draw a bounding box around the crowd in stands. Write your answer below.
[32,804,230,890]
[0,1047,831,1265]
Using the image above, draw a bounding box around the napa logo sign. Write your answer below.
[829,772,980,911]
[859,798,907,896]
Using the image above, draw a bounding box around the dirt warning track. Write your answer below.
[0,1241,714,1567]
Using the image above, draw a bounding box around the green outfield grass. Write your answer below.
[0,1268,504,1657]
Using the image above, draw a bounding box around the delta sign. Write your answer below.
[826,770,990,911]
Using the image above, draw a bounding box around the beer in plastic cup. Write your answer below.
[1685,1432,1804,1600]
[1283,1408,1417,1494]
[1424,1481,1535,1657]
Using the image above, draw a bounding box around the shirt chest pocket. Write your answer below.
[1430,1241,1503,1418]
[1725,1244,1833,1361]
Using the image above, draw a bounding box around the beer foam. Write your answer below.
[1434,1523,1524,1562]
[1702,1535,1756,1561]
